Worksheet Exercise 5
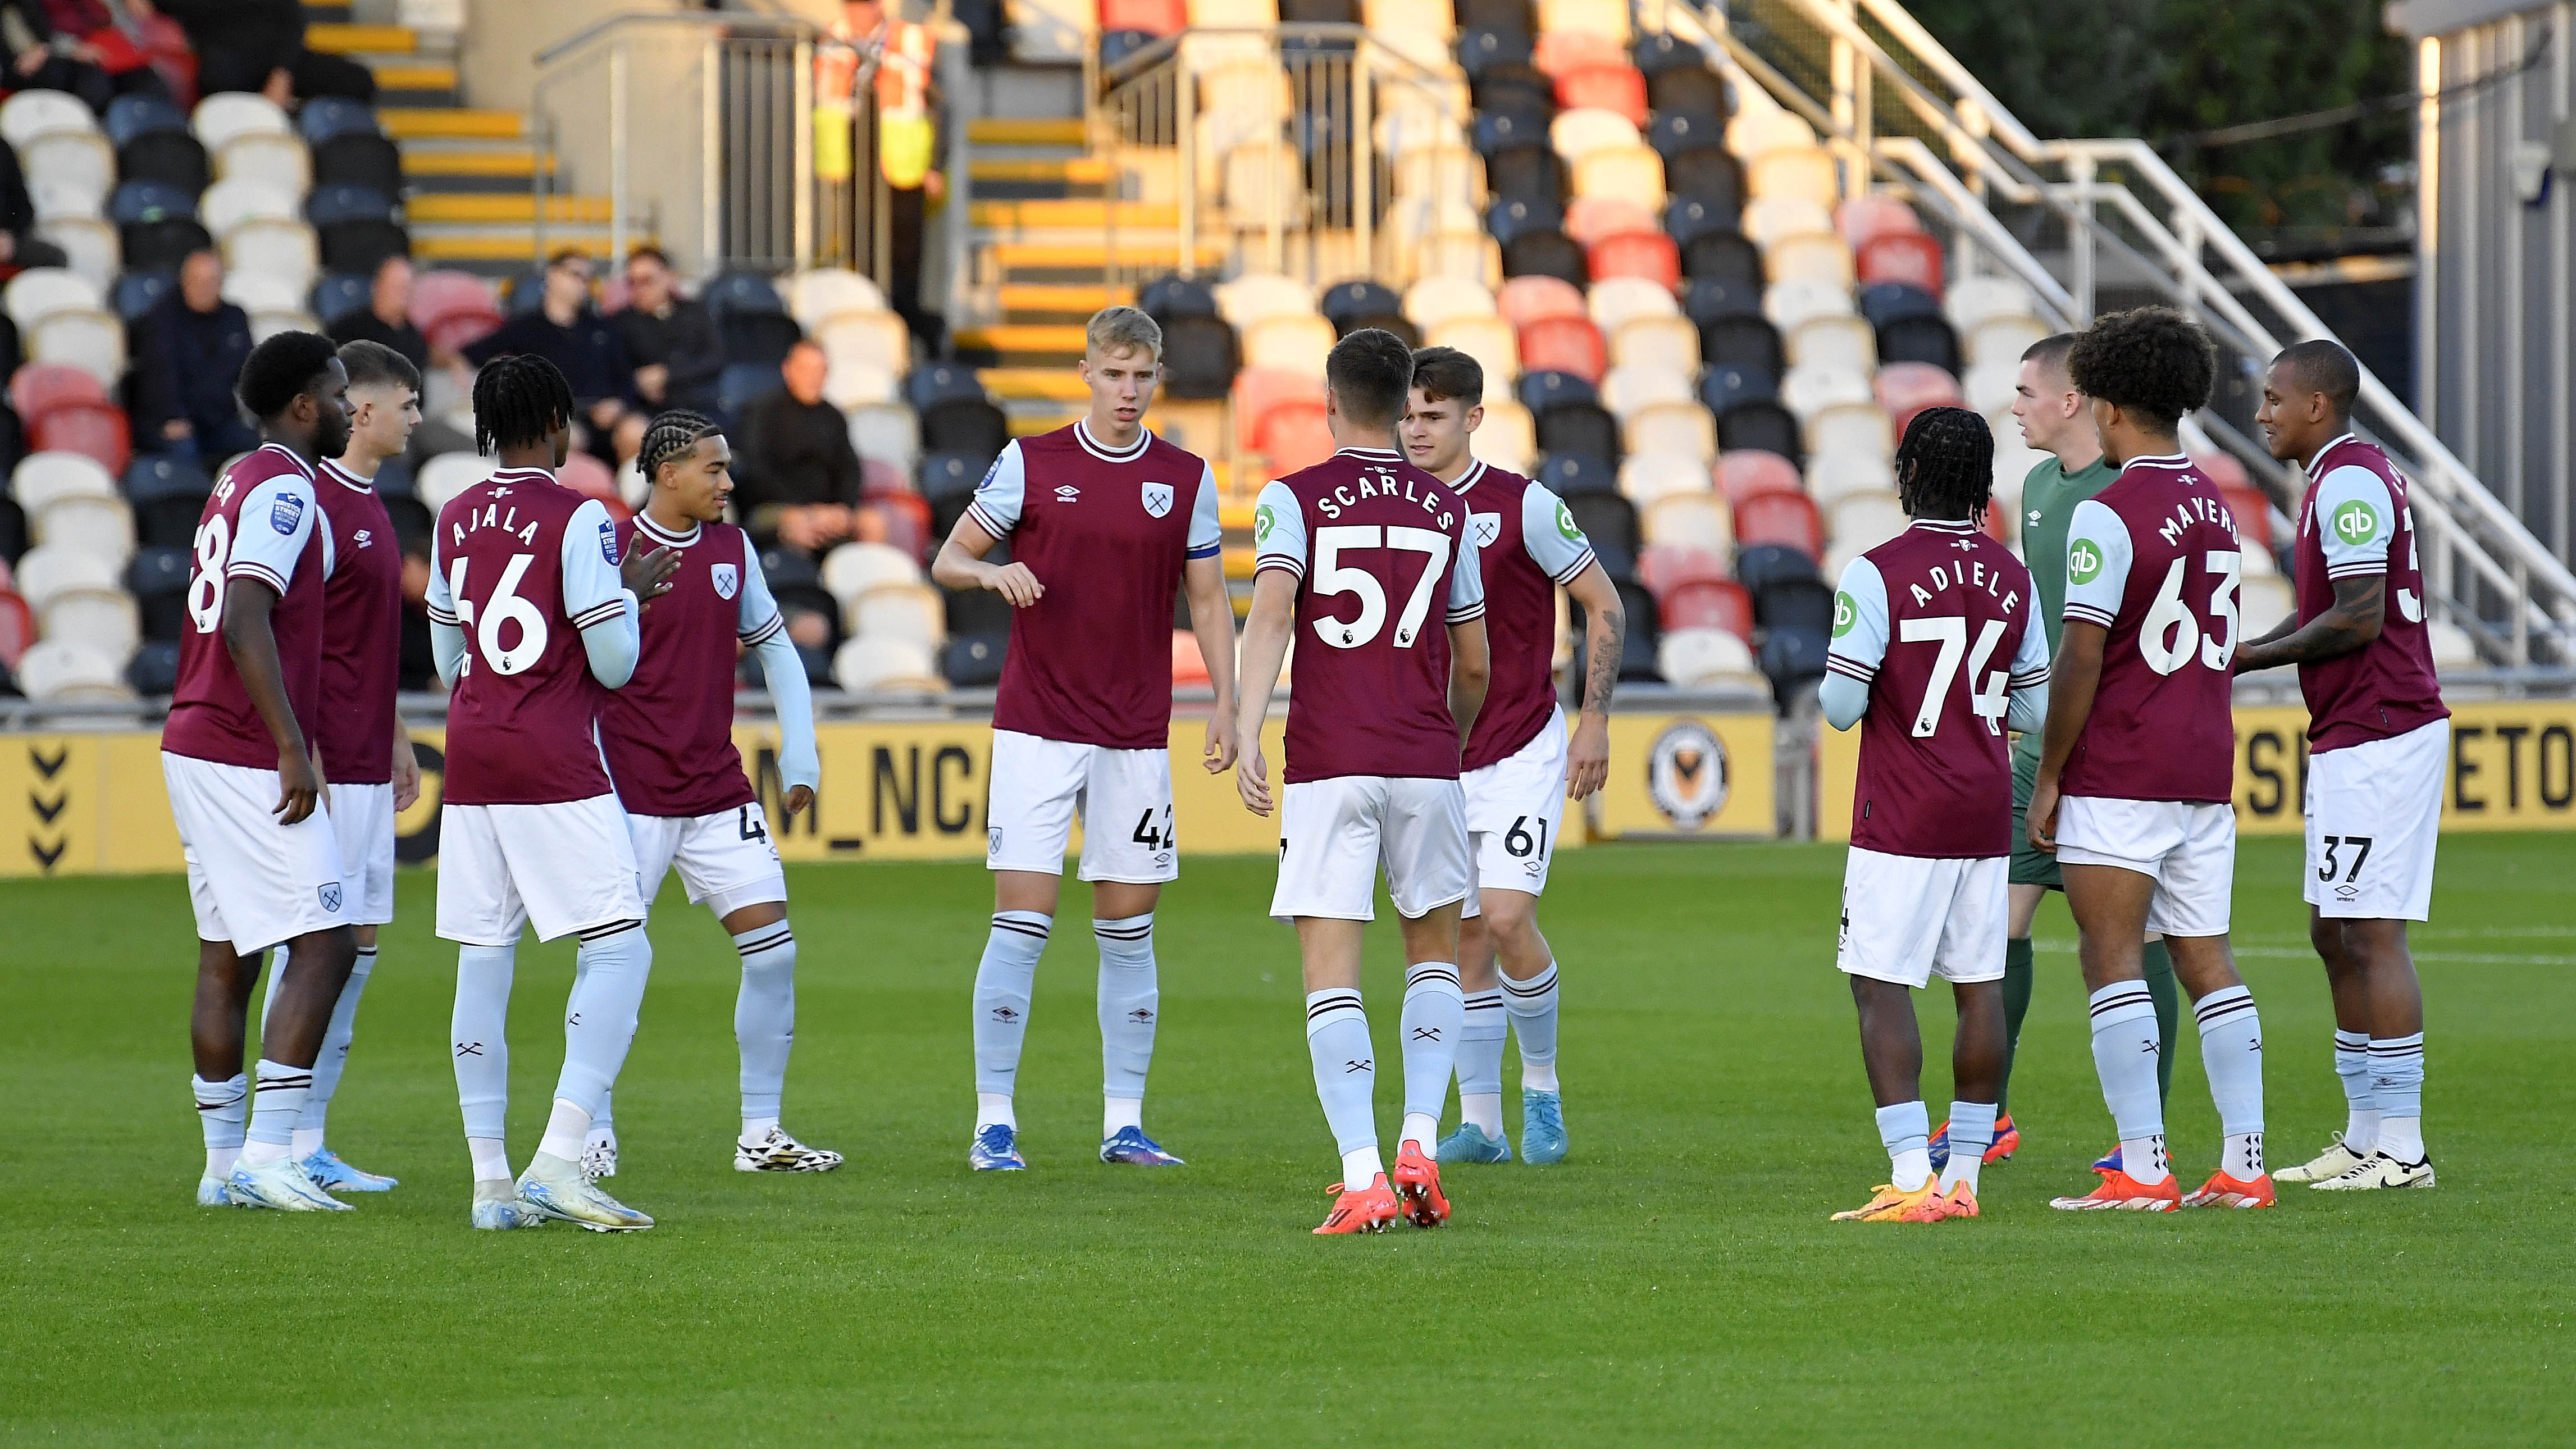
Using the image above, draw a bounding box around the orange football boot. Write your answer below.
[2049,1167,2183,1211]
[2182,1170,2277,1208]
[1314,1174,1401,1234]
[1392,1143,1451,1227]
[1900,1180,1980,1221]
[1830,1181,1943,1221]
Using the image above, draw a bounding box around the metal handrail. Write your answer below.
[536,10,814,67]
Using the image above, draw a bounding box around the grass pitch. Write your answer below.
[2,835,2570,1446]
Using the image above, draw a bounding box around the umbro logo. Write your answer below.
[1054,485,1081,502]
[1127,1008,1154,1023]
[992,1006,1021,1022]
[354,528,373,548]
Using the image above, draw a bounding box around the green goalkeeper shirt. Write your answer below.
[2013,451,2118,762]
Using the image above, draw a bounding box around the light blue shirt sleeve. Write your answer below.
[1824,555,1890,684]
[1820,672,1870,732]
[424,527,464,686]
[1446,521,1485,621]
[2060,498,2133,631]
[225,475,321,595]
[1252,481,1306,580]
[2312,464,2395,578]
[963,440,1028,540]
[560,499,640,687]
[732,549,817,792]
[2007,573,2053,732]
[1187,458,1221,559]
[1519,484,1596,584]
[735,544,785,645]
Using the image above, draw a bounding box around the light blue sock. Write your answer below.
[1094,913,1157,1109]
[734,921,797,1123]
[297,945,376,1141]
[452,944,518,1141]
[1502,960,1560,1091]
[973,910,1051,1097]
[2335,1028,2379,1151]
[553,921,653,1117]
[193,1072,247,1177]
[1453,990,1507,1134]
[1306,988,1379,1181]
[1399,964,1464,1146]
[2091,981,2168,1179]
[2370,1032,2426,1161]
[1875,1100,1931,1191]
[1941,1099,1996,1191]
[240,1059,311,1167]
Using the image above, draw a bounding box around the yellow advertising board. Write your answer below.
[1589,712,1776,839]
[1817,699,2576,843]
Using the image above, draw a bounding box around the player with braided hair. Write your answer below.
[1817,405,2053,1223]
[427,353,683,1232]
[586,410,838,1177]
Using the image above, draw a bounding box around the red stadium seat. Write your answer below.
[1637,542,1732,596]
[1531,30,1626,78]
[408,268,500,329]
[1554,63,1648,126]
[1716,449,1803,509]
[1732,489,1823,557]
[1171,629,1210,686]
[1256,401,1335,474]
[1661,578,1754,641]
[1234,367,1326,452]
[2221,484,2273,549]
[558,451,621,503]
[1564,196,1658,248]
[1856,232,1945,295]
[1099,0,1186,32]
[1586,231,1678,289]
[1837,195,1923,253]
[1497,275,1588,328]
[1516,315,1607,384]
[10,363,108,424]
[32,403,132,475]
[861,495,930,559]
[1982,501,2011,544]
[1874,361,1964,443]
[860,457,913,499]
[0,588,31,671]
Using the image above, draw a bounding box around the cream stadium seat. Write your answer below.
[1571,145,1665,206]
[11,637,131,702]
[1780,361,1871,419]
[1221,144,1307,231]
[817,309,912,384]
[221,218,319,293]
[215,132,312,196]
[29,307,126,388]
[1620,452,1714,505]
[1741,195,1834,249]
[203,178,299,236]
[1600,363,1694,420]
[3,267,100,330]
[221,271,304,315]
[1539,0,1631,42]
[2424,619,2481,672]
[1963,358,2021,417]
[1659,626,1767,692]
[1944,276,2041,334]
[1806,402,1893,461]
[1765,232,1856,289]
[1549,107,1640,163]
[849,582,947,652]
[31,490,134,567]
[1623,399,1717,461]
[416,452,499,512]
[1726,104,1813,160]
[788,268,888,327]
[822,542,927,603]
[848,403,920,472]
[1642,492,1730,552]
[1403,274,1498,332]
[1965,312,2052,368]
[193,92,292,151]
[1763,278,1854,335]
[1746,145,1839,207]
[1424,314,1520,400]
[1242,313,1337,376]
[1587,275,1680,333]
[1807,449,1898,509]
[832,635,942,692]
[12,452,117,513]
[1473,400,1537,472]
[1,90,95,148]
[1214,271,1316,328]
[1609,314,1700,376]
[34,217,116,291]
[2241,573,2298,639]
[1391,145,1483,208]
[823,361,899,411]
[1827,490,1909,551]
[1786,313,1877,374]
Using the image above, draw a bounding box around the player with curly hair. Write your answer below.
[2028,307,2274,1212]
[1817,407,2051,1223]
[583,410,840,1179]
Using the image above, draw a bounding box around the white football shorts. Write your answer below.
[1836,847,2008,988]
[2055,796,2236,938]
[1462,709,1567,918]
[163,751,350,956]
[1271,775,1471,923]
[985,728,1177,884]
[630,801,788,918]
[435,794,648,946]
[2304,717,2446,921]
[328,780,397,927]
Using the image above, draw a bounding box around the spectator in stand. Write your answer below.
[2,0,174,112]
[0,136,68,270]
[326,254,433,373]
[819,0,946,348]
[614,247,725,415]
[157,0,372,106]
[461,249,636,454]
[735,338,865,555]
[134,247,255,461]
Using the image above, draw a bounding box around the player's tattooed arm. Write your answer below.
[931,513,1042,607]
[220,578,322,824]
[2233,573,2383,672]
[2026,619,2107,854]
[1561,561,1622,800]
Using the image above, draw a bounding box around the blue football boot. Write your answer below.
[300,1147,397,1193]
[1435,1122,1512,1164]
[969,1123,1027,1171]
[1098,1126,1184,1165]
[1521,1090,1569,1165]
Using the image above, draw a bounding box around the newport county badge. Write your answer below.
[1141,481,1174,518]
[712,562,740,600]
[1470,512,1502,549]
[1645,719,1729,831]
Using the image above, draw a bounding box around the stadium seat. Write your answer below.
[788,268,890,328]
[26,309,122,389]
[1855,281,1942,331]
[1213,272,1316,329]
[834,635,943,692]
[1682,230,1761,288]
[1484,144,1567,207]
[1781,361,1871,420]
[849,582,946,652]
[1838,194,1922,250]
[111,270,170,323]
[0,588,31,672]
[1555,64,1647,126]
[1534,399,1618,460]
[1808,450,1898,509]
[1699,363,1778,417]
[1571,144,1663,207]
[32,404,130,476]
[1517,367,1596,416]
[2241,573,2297,640]
[1806,402,1893,462]
[415,452,498,513]
[1474,400,1539,471]
[1517,315,1606,384]
[1565,490,1638,561]
[938,631,1007,687]
[126,545,190,641]
[122,454,212,548]
[821,541,924,603]
[1683,277,1761,327]
[1635,31,1726,108]
[1588,275,1679,331]
[1497,274,1588,328]
[2,91,96,148]
[1875,314,1963,375]
[1532,28,1624,76]
[1318,279,1407,338]
[2424,619,2480,672]
[1458,26,1534,78]
[1242,313,1337,376]
[1502,229,1588,286]
[3,268,102,332]
[1943,276,2038,333]
[715,361,777,420]
[1741,195,1833,249]
[1765,232,1855,290]
[1826,490,1908,552]
[1403,275,1498,333]
[1564,197,1656,251]
[1641,491,1728,553]
[1963,312,2050,368]
[1600,364,1692,420]
[1857,232,1944,294]
[918,452,991,502]
[1734,489,1823,559]
[1160,313,1241,399]
[1623,400,1715,461]
[1715,399,1801,462]
[1425,315,1520,399]
[1663,577,1757,644]
[1256,402,1335,473]
[10,362,107,422]
[1785,314,1876,374]
[1233,368,1326,451]
[704,271,789,320]
[1658,625,1764,687]
[1618,452,1711,504]
[854,403,929,472]
[1587,231,1678,288]
[1715,449,1803,509]
[1540,452,1619,498]
[13,637,131,701]
[1549,108,1639,163]
[723,311,809,371]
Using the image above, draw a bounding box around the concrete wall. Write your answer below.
[460,0,687,115]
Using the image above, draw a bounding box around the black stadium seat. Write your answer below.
[946,584,1013,638]
[1534,399,1618,460]
[1157,312,1239,399]
[1456,28,1531,76]
[1715,398,1802,463]
[1319,279,1407,336]
[1682,229,1761,288]
[1682,276,1761,325]
[919,397,1010,459]
[1138,272,1218,323]
[1539,452,1618,497]
[126,547,190,641]
[1700,363,1777,416]
[312,133,404,195]
[1485,195,1562,245]
[1735,543,1819,596]
[1565,491,1638,561]
[123,454,212,549]
[1501,229,1586,286]
[1876,314,1963,374]
[1485,144,1566,204]
[942,632,1009,686]
[704,271,787,319]
[1516,368,1594,416]
[906,362,987,413]
[1453,0,1534,34]
[116,129,208,194]
[721,311,806,368]
[1858,281,1943,329]
[318,218,411,276]
[1700,315,1786,376]
[126,639,181,696]
[1757,575,1835,631]
[1665,145,1744,212]
[1665,197,1738,249]
[918,450,992,501]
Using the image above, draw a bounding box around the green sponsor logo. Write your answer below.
[2331,499,2382,547]
[1254,504,1275,544]
[2068,537,2104,584]
[1555,501,1581,541]
[1831,590,1857,637]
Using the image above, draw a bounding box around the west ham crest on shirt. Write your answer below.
[712,562,740,600]
[1140,481,1173,518]
[1470,512,1502,549]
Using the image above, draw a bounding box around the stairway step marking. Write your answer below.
[382,108,525,141]
[306,22,416,54]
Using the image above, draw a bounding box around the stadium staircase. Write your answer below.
[300,1,628,274]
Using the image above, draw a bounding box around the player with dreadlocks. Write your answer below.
[1817,405,2053,1223]
[582,409,840,1179]
[428,354,681,1232]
